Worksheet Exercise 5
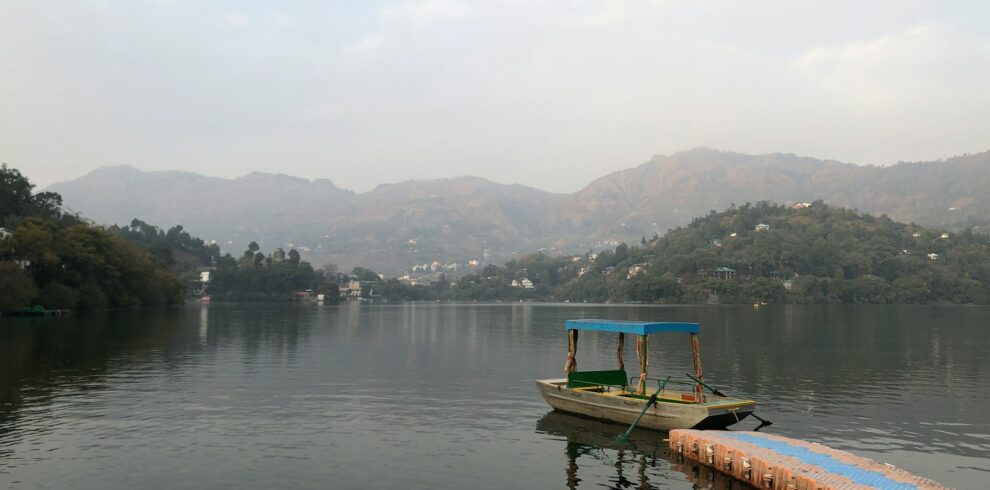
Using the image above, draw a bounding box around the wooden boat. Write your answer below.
[536,319,756,431]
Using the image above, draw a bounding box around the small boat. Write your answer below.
[535,319,756,431]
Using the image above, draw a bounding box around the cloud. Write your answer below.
[381,0,472,24]
[222,12,250,28]
[793,23,990,110]
[2,1,988,191]
[343,34,388,58]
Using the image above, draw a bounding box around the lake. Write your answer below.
[1,303,988,489]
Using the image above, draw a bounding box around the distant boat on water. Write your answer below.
[2,306,71,317]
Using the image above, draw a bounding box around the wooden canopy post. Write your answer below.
[616,333,625,371]
[636,335,649,395]
[564,329,578,374]
[690,332,703,400]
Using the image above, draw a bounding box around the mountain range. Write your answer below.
[47,148,990,272]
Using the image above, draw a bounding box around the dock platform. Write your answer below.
[668,429,945,489]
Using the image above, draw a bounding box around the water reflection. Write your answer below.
[199,303,208,343]
[535,411,749,489]
[0,303,987,488]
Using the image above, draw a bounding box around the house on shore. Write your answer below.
[697,267,736,280]
[511,278,534,289]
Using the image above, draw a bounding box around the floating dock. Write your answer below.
[668,430,945,489]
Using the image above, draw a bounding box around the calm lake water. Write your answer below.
[1,303,988,489]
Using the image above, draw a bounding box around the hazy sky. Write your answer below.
[3,1,989,192]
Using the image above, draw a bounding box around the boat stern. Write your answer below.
[692,398,756,429]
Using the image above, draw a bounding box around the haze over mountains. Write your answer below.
[48,148,990,273]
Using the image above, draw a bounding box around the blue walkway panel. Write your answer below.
[722,432,917,490]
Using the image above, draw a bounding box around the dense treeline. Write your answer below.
[0,164,185,311]
[109,219,219,274]
[206,242,340,302]
[448,256,579,301]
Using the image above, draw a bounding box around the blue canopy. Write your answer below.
[565,319,700,336]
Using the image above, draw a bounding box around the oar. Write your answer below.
[615,376,670,444]
[684,373,773,430]
[684,372,726,396]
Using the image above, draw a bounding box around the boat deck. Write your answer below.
[668,429,946,489]
[542,378,754,409]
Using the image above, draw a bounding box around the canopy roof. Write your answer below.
[565,319,700,336]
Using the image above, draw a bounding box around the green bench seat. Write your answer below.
[567,369,628,389]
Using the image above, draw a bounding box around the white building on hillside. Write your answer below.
[627,264,647,279]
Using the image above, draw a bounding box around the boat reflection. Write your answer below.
[535,410,752,489]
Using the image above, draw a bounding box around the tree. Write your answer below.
[0,163,66,224]
[351,267,380,282]
[0,163,38,222]
[0,262,37,310]
[614,243,630,262]
[288,248,301,265]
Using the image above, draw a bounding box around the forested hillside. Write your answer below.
[449,202,990,304]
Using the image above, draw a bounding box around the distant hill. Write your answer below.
[565,148,990,241]
[50,165,355,252]
[48,148,990,272]
[49,167,566,271]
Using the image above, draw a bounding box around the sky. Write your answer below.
[2,1,989,192]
